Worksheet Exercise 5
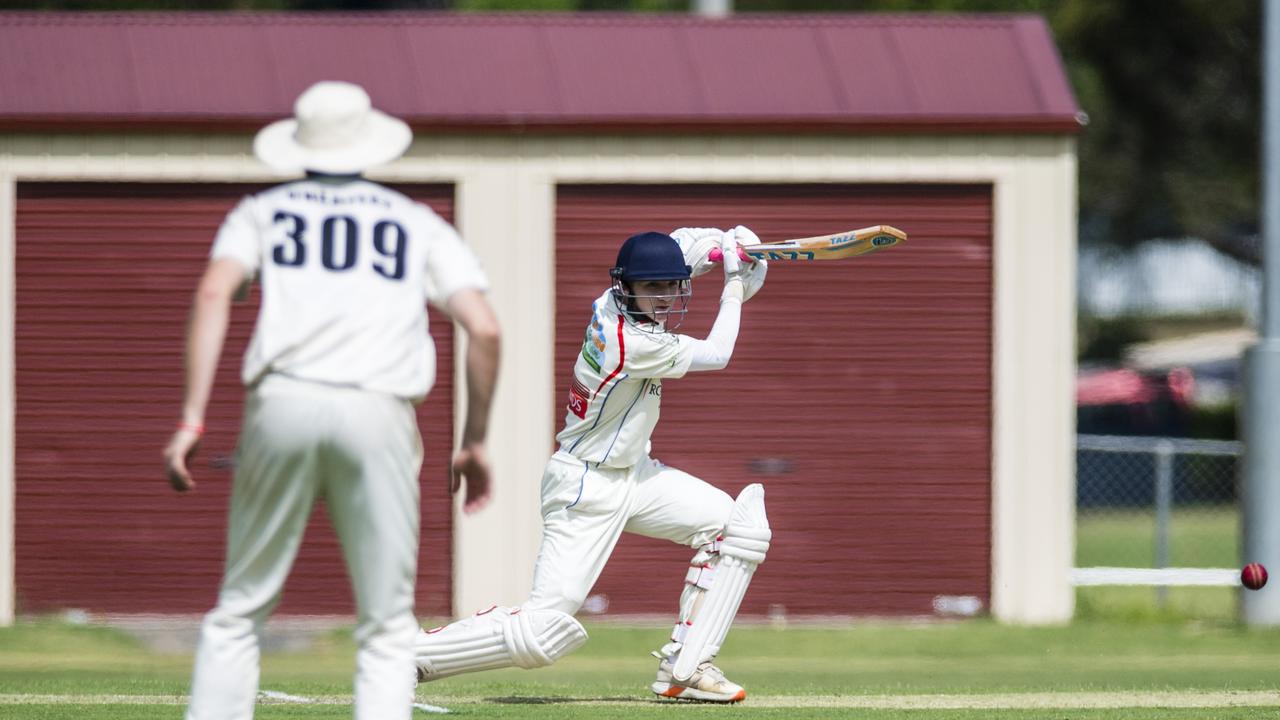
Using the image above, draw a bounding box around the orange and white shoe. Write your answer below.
[649,653,746,703]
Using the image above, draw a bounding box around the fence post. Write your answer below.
[1154,440,1175,607]
[1242,0,1280,626]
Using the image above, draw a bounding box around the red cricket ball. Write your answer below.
[1242,562,1268,591]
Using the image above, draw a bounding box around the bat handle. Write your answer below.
[707,247,751,263]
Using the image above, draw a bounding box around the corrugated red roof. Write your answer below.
[0,12,1081,133]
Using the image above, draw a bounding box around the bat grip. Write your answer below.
[708,247,751,263]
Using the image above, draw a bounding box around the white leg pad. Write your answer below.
[671,483,770,682]
[413,605,587,681]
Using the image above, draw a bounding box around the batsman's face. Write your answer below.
[631,280,681,317]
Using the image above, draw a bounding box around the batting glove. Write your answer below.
[732,225,762,248]
[731,226,767,301]
[719,230,742,276]
[670,227,723,278]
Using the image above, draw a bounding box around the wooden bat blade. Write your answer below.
[709,225,906,262]
[745,224,906,261]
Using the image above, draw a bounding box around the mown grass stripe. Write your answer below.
[0,691,1277,709]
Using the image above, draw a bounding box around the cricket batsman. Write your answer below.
[413,226,770,702]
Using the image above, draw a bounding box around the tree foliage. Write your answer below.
[1052,0,1260,259]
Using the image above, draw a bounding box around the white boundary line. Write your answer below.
[0,691,450,714]
[260,690,449,714]
[1072,567,1241,586]
[0,691,1277,709]
[258,690,315,704]
[259,689,450,714]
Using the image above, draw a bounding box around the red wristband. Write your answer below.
[177,422,205,435]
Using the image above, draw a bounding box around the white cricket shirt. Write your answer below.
[211,179,487,401]
[556,290,697,468]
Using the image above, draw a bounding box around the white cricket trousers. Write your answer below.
[186,376,423,720]
[526,450,735,615]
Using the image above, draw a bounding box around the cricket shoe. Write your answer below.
[649,653,746,703]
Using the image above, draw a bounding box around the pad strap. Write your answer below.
[685,563,717,590]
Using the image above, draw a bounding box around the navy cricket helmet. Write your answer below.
[609,232,693,332]
[610,232,692,282]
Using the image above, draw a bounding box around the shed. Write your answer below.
[0,11,1081,625]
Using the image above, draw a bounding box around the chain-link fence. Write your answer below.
[1075,434,1242,616]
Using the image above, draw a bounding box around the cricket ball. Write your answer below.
[1242,562,1268,591]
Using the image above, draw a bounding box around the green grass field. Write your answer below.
[0,506,1262,718]
[1076,506,1238,568]
[1076,505,1241,623]
[3,617,1280,719]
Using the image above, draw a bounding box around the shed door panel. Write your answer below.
[15,182,456,616]
[555,184,992,617]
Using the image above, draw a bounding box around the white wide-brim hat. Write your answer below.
[254,81,412,174]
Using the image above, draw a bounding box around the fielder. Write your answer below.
[162,81,500,720]
[413,227,770,702]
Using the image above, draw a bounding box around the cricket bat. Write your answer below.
[708,224,906,262]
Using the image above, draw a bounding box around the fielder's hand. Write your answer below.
[451,442,493,514]
[163,427,202,493]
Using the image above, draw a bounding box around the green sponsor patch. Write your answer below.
[581,342,602,373]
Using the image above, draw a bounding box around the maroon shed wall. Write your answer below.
[14,182,456,617]
[554,184,992,617]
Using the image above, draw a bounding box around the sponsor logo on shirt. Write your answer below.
[568,378,591,419]
[580,302,607,373]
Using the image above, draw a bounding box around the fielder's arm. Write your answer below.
[444,288,501,514]
[163,257,247,493]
